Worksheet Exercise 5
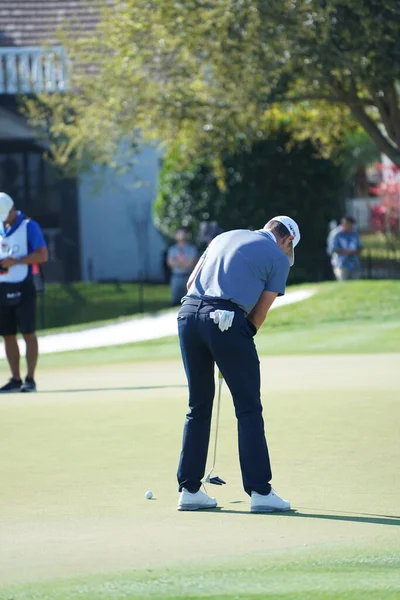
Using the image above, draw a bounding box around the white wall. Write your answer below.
[346,197,381,231]
[78,146,166,281]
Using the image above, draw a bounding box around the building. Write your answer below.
[0,1,166,282]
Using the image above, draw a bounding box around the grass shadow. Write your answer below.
[275,511,400,527]
[60,282,87,304]
[39,384,187,394]
[212,508,400,526]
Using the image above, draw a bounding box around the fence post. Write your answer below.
[386,249,390,279]
[138,271,144,313]
[367,250,373,279]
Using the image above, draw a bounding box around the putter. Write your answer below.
[205,370,226,486]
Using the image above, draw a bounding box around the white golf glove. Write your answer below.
[210,310,235,332]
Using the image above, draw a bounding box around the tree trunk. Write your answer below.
[348,103,400,167]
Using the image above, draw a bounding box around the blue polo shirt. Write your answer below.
[0,211,46,273]
[331,229,362,270]
[186,229,290,315]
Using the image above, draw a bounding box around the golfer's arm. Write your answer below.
[248,291,278,331]
[187,253,206,290]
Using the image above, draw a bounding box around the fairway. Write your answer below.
[0,354,399,599]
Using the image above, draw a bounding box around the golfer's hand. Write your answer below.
[0,257,18,269]
[248,291,278,331]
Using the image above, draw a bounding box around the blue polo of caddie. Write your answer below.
[0,211,46,275]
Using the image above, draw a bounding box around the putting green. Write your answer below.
[0,355,399,599]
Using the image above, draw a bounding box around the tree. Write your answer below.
[155,132,344,282]
[24,0,400,172]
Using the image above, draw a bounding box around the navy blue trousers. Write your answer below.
[177,298,272,496]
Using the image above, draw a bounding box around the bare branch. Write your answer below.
[330,77,400,166]
[386,83,400,147]
[368,87,398,144]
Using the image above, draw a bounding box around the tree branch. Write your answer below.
[330,78,400,166]
[368,87,398,144]
[386,83,400,147]
[288,94,375,106]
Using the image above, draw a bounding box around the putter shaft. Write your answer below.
[205,371,226,484]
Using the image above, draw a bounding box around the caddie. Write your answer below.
[0,193,48,393]
[176,216,300,512]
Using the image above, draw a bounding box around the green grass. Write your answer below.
[361,233,400,260]
[3,553,400,599]
[361,232,400,250]
[1,282,399,599]
[2,282,399,599]
[265,280,400,328]
[36,282,171,330]
[0,355,399,599]
[35,281,400,369]
[36,279,400,339]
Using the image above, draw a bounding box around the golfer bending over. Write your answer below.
[177,216,300,512]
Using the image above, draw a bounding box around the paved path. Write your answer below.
[0,289,314,357]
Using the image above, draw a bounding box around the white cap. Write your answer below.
[268,215,301,266]
[0,193,14,221]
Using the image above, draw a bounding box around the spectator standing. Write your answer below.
[326,220,340,255]
[0,193,48,393]
[329,216,363,281]
[167,227,198,306]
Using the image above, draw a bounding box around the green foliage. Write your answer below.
[341,129,381,180]
[154,148,221,237]
[23,0,400,173]
[155,132,343,282]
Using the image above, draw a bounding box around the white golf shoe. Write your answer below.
[177,487,217,511]
[251,489,291,513]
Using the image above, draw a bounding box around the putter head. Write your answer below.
[208,476,226,485]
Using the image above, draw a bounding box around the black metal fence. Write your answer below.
[34,251,400,331]
[360,250,400,280]
[35,281,172,331]
[315,251,400,282]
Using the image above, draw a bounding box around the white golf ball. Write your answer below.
[145,490,153,500]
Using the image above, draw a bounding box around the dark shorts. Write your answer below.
[0,280,37,336]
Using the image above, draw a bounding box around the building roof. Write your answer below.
[0,1,112,47]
